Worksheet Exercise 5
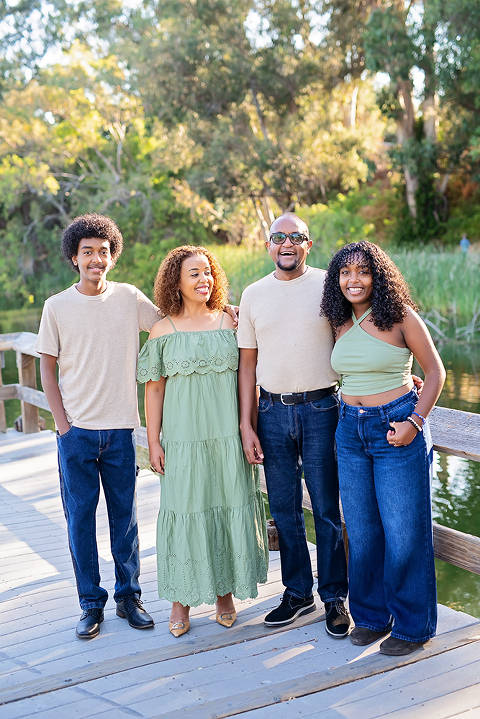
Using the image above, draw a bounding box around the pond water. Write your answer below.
[1,309,480,618]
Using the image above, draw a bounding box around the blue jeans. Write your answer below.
[257,392,348,602]
[336,390,437,642]
[57,427,141,610]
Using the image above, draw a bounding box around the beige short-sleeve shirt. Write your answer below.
[35,282,159,430]
[237,266,339,394]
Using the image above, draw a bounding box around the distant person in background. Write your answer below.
[460,234,470,254]
[321,241,445,657]
[36,214,157,639]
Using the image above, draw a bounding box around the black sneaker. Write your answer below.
[264,593,316,627]
[324,598,351,638]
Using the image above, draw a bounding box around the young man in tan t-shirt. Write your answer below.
[36,214,158,639]
[237,213,350,636]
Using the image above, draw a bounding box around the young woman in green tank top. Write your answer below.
[321,241,445,657]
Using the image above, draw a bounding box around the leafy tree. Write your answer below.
[323,0,480,241]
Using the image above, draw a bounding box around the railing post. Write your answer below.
[0,351,6,433]
[16,350,39,434]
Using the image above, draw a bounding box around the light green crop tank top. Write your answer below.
[330,308,413,396]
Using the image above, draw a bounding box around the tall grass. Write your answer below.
[209,244,480,340]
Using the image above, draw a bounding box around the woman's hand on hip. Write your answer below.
[149,442,165,475]
[387,421,418,447]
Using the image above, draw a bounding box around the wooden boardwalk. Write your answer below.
[1,428,480,719]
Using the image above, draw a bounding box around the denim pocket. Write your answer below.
[57,425,75,439]
[308,394,339,412]
[386,400,415,425]
[258,397,273,413]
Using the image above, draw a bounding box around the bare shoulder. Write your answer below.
[221,311,235,330]
[148,317,175,339]
[401,305,425,330]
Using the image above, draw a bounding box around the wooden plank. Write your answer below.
[16,352,39,434]
[433,523,480,575]
[0,384,18,401]
[429,405,480,462]
[0,333,20,351]
[15,386,50,413]
[135,426,148,449]
[0,612,324,706]
[0,361,6,433]
[160,624,480,719]
[11,332,40,358]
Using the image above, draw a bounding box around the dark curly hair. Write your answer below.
[321,241,417,331]
[154,245,229,316]
[61,214,124,273]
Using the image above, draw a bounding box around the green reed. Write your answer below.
[209,244,480,340]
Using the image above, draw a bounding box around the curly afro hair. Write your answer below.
[154,245,229,316]
[321,241,417,331]
[61,214,124,273]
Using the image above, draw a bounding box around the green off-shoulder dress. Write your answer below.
[137,324,268,607]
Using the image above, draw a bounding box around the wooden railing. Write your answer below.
[1,331,480,576]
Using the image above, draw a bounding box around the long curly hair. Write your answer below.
[154,245,229,316]
[61,214,123,273]
[321,241,417,331]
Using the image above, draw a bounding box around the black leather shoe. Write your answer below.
[324,599,351,638]
[116,595,154,629]
[76,608,104,639]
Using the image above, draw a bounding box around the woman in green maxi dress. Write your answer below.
[137,246,268,637]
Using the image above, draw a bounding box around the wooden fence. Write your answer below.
[1,330,480,576]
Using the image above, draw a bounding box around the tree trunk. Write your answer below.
[396,79,417,218]
[252,198,270,242]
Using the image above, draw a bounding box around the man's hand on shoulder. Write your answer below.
[225,304,239,328]
[240,425,264,464]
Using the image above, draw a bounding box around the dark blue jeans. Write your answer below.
[336,390,437,642]
[57,427,141,610]
[257,392,348,602]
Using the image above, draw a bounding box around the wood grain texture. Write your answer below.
[0,612,324,706]
[161,624,480,719]
[17,352,39,434]
[433,523,480,575]
[429,405,480,462]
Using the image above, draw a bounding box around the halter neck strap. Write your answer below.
[352,307,372,326]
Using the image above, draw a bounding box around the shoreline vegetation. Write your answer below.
[2,243,480,341]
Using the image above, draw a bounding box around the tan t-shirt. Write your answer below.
[35,282,159,430]
[237,266,339,394]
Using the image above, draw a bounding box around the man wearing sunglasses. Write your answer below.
[237,212,350,637]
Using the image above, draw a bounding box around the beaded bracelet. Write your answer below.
[411,411,426,425]
[406,416,423,433]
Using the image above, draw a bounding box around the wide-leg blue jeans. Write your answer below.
[336,390,437,642]
[257,393,348,602]
[57,427,141,610]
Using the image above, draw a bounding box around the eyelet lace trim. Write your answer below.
[137,332,239,381]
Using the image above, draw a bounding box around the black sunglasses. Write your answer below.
[269,232,309,245]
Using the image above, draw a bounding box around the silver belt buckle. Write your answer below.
[280,393,294,405]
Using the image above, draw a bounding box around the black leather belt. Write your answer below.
[259,386,337,406]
